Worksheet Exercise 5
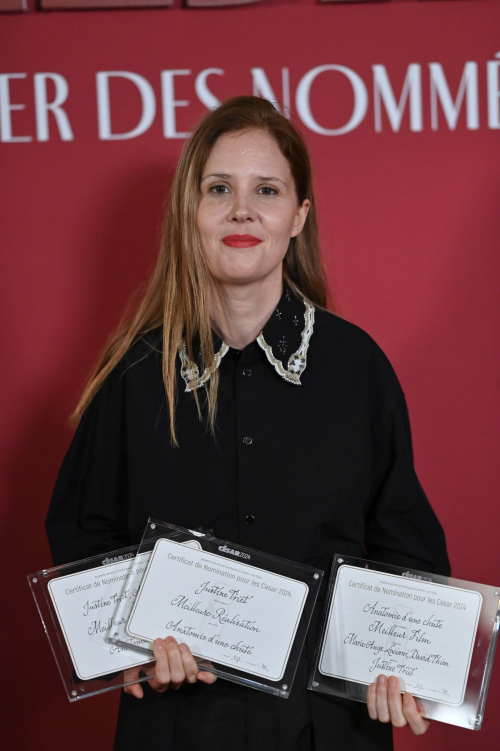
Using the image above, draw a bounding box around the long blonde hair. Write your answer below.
[71,95,331,445]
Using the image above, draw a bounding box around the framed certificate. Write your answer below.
[109,518,323,697]
[308,554,500,729]
[28,545,155,701]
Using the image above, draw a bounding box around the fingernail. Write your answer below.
[377,675,386,686]
[154,639,163,650]
[165,636,176,645]
[403,692,411,704]
[179,643,189,654]
[388,676,397,688]
[369,683,377,693]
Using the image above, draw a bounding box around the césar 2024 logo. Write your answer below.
[219,545,251,561]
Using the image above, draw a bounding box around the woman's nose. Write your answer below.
[227,191,256,222]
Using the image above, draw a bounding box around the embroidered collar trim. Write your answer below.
[177,293,314,392]
[178,338,229,393]
[256,299,314,385]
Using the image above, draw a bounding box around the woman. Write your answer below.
[45,95,450,750]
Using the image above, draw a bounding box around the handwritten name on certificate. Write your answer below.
[48,553,154,680]
[319,566,482,705]
[127,538,309,681]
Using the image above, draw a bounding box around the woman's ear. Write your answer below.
[291,199,311,237]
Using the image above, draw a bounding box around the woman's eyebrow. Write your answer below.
[200,173,231,183]
[256,175,288,187]
[200,173,287,187]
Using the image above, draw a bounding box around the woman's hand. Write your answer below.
[367,675,430,735]
[122,636,217,698]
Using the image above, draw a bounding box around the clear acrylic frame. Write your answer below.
[28,545,155,701]
[308,554,500,730]
[108,518,323,698]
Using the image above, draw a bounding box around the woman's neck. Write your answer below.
[210,272,283,350]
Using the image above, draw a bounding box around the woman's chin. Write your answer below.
[210,267,275,287]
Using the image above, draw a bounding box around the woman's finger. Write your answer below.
[386,676,407,728]
[197,669,218,684]
[149,638,171,692]
[375,674,391,723]
[165,636,187,688]
[366,682,378,719]
[123,666,144,699]
[402,692,430,735]
[179,642,199,684]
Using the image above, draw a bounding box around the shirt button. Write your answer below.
[243,436,253,445]
[242,368,252,376]
[246,515,255,524]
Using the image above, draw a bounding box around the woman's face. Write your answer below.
[197,129,310,287]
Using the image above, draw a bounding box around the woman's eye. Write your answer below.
[209,184,229,194]
[259,186,277,196]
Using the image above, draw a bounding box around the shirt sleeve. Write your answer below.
[45,366,131,567]
[363,350,451,577]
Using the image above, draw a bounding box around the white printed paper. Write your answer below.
[319,565,482,705]
[127,538,309,681]
[48,553,154,680]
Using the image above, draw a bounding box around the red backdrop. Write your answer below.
[1,2,499,749]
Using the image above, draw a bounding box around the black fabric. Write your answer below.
[45,283,450,751]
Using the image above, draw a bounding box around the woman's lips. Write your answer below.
[222,234,263,248]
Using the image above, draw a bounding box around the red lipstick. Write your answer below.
[222,234,263,248]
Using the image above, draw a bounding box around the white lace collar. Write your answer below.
[177,288,315,392]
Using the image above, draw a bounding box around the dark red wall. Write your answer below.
[1,2,499,749]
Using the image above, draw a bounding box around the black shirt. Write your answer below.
[45,282,450,751]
